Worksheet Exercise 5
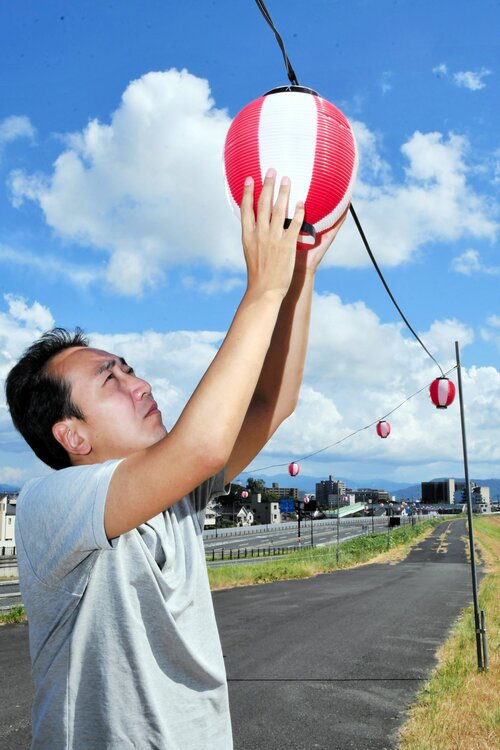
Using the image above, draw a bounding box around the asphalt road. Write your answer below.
[215,518,482,750]
[0,519,482,749]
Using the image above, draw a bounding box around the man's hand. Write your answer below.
[241,169,305,300]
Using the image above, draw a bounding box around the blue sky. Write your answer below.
[0,0,499,488]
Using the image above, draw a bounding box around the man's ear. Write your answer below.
[52,419,91,457]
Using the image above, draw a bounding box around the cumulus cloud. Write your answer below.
[9,69,239,296]
[7,68,498,295]
[451,249,500,276]
[0,292,498,484]
[454,68,492,91]
[332,128,497,269]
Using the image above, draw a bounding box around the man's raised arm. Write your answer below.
[224,210,347,483]
[104,171,304,538]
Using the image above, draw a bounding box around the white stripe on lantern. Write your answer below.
[438,378,449,406]
[259,92,317,218]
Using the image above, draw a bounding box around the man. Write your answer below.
[6,171,345,749]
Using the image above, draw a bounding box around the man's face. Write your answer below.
[48,346,167,464]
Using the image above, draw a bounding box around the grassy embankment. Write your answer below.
[208,516,441,589]
[398,515,499,750]
[0,518,440,625]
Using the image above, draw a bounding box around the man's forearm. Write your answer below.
[252,266,315,425]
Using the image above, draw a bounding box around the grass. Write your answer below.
[0,603,26,625]
[208,517,441,589]
[398,515,500,750]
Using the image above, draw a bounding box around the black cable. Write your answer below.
[244,366,457,474]
[349,205,445,376]
[254,0,299,86]
[253,0,446,377]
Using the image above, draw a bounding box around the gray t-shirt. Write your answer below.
[16,460,232,750]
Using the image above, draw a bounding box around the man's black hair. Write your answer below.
[5,328,89,470]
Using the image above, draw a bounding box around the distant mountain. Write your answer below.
[0,484,20,494]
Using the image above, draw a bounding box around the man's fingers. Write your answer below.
[257,168,277,226]
[240,176,256,235]
[284,198,305,245]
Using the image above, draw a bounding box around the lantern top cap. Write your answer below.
[264,85,319,97]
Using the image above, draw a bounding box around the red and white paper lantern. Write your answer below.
[376,420,391,439]
[429,377,456,409]
[224,86,358,249]
[288,461,300,477]
[241,490,249,499]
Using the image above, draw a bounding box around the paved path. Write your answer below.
[0,519,482,749]
[214,518,481,749]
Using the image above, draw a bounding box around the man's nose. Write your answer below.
[130,375,152,400]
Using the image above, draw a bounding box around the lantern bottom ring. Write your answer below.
[283,217,316,240]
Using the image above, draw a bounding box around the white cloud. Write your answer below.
[0,466,24,482]
[10,69,239,296]
[454,68,492,91]
[480,315,500,350]
[331,129,497,269]
[0,244,103,288]
[7,69,497,294]
[0,115,36,147]
[432,63,448,76]
[0,293,498,484]
[380,71,392,94]
[451,249,500,276]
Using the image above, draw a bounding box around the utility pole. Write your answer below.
[455,340,488,671]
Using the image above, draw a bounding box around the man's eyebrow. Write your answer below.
[95,357,129,376]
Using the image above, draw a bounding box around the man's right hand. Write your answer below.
[241,168,305,301]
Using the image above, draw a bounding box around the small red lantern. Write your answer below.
[288,462,300,477]
[241,490,249,499]
[376,420,391,438]
[429,377,456,409]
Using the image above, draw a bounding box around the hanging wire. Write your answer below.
[254,0,299,86]
[242,366,457,474]
[349,205,445,376]
[253,0,446,377]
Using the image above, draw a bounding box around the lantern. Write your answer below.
[241,490,249,499]
[224,85,358,249]
[288,462,300,477]
[429,377,456,409]
[376,420,391,438]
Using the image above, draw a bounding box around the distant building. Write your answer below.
[471,486,490,513]
[353,488,390,504]
[421,479,455,504]
[315,475,346,506]
[242,493,281,525]
[265,482,299,501]
[327,493,356,508]
[0,492,17,549]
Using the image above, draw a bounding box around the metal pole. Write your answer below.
[297,499,301,544]
[336,494,340,564]
[455,340,484,671]
[310,513,314,547]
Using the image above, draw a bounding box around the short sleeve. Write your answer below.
[189,468,228,515]
[16,460,122,585]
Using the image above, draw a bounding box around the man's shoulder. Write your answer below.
[19,460,121,502]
